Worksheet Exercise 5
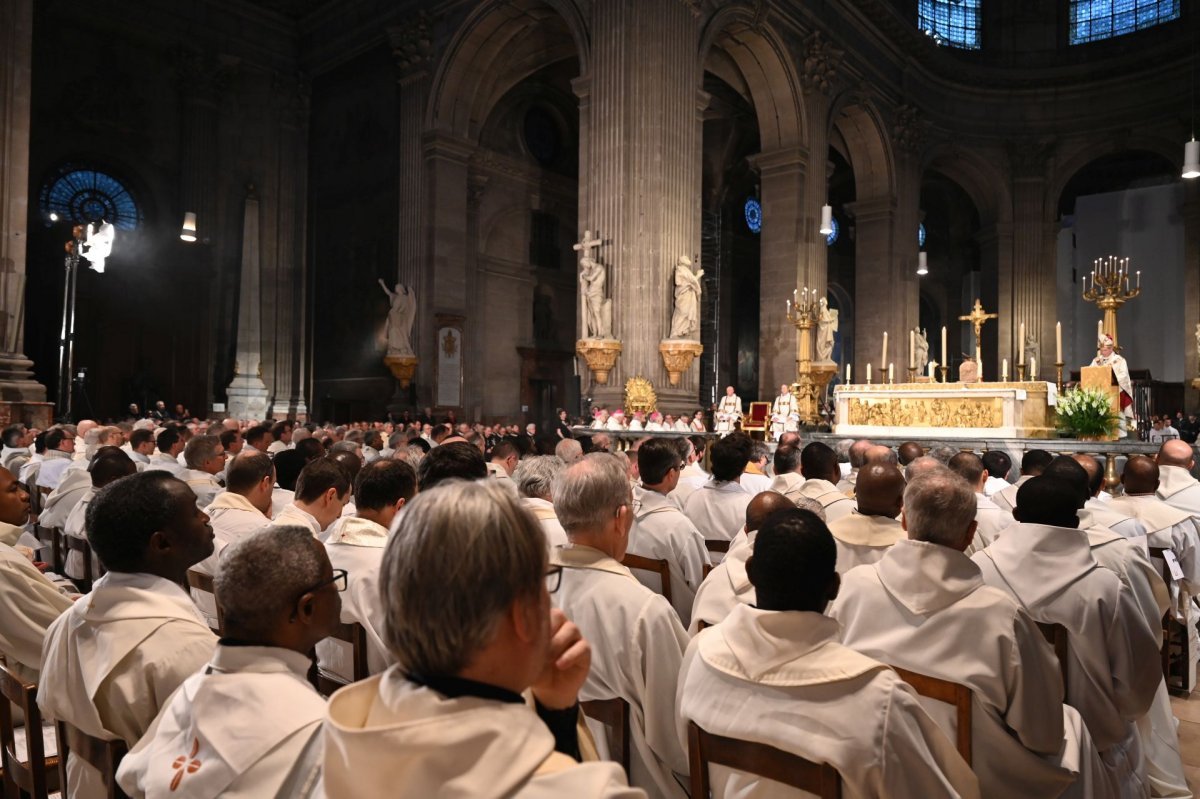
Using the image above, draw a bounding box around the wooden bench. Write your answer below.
[688,721,841,798]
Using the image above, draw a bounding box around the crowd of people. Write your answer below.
[0,410,1198,797]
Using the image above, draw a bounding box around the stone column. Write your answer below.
[576,0,702,410]
[1184,181,1200,405]
[0,0,48,414]
[1004,140,1057,382]
[848,196,901,378]
[225,186,271,418]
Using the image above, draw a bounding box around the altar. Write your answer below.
[833,382,1058,439]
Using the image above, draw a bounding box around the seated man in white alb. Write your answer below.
[835,439,872,495]
[1073,455,1146,540]
[178,434,224,509]
[553,454,690,798]
[515,455,569,549]
[117,525,340,797]
[796,441,855,523]
[63,447,136,582]
[833,469,1102,798]
[740,441,772,495]
[487,439,519,480]
[828,463,905,574]
[683,433,753,543]
[127,428,155,469]
[323,479,639,797]
[990,448,1051,513]
[202,451,275,557]
[948,452,1015,555]
[688,490,795,634]
[38,471,218,799]
[1110,456,1200,593]
[628,438,710,627]
[274,457,350,538]
[1156,439,1200,519]
[714,386,741,436]
[678,507,979,799]
[973,476,1162,798]
[667,437,708,508]
[769,383,798,442]
[980,450,1012,497]
[320,459,416,681]
[767,444,805,501]
[35,427,76,492]
[144,426,186,478]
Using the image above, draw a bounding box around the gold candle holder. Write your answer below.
[1055,361,1064,392]
[1016,363,1025,382]
[939,366,949,384]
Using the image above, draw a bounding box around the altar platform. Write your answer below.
[833,381,1058,439]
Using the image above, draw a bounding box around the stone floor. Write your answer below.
[1169,689,1200,790]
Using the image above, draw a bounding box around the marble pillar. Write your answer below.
[576,0,702,411]
[0,0,47,406]
[225,187,270,418]
[1005,149,1057,383]
[1184,182,1200,404]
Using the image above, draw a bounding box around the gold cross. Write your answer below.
[958,299,998,348]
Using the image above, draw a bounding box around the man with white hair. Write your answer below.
[117,526,339,797]
[767,444,804,501]
[180,435,224,509]
[552,454,690,798]
[555,437,583,465]
[514,455,568,549]
[323,479,637,797]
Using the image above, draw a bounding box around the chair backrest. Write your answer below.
[63,533,96,592]
[744,402,771,429]
[704,539,730,556]
[581,698,631,775]
[185,568,224,636]
[1037,621,1070,695]
[55,720,129,799]
[620,553,673,606]
[892,666,973,765]
[49,526,65,575]
[688,721,841,798]
[316,621,369,697]
[0,660,60,799]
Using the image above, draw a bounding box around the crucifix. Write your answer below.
[958,298,998,372]
[573,229,602,259]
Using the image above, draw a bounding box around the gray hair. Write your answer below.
[514,455,565,501]
[552,453,632,534]
[794,495,827,521]
[835,439,854,463]
[903,471,977,548]
[928,445,959,465]
[216,525,325,640]
[555,438,583,464]
[330,440,361,455]
[380,479,545,676]
[904,456,947,483]
[184,434,222,469]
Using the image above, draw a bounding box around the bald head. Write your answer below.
[1157,440,1196,470]
[897,442,924,466]
[947,451,986,491]
[1072,454,1105,498]
[864,445,898,466]
[904,456,946,483]
[746,490,796,533]
[855,464,905,518]
[848,439,873,469]
[1121,455,1160,495]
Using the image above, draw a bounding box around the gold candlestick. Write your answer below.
[1055,361,1064,392]
[939,365,949,384]
[1083,255,1140,348]
[1017,363,1025,382]
[907,367,916,383]
[786,289,821,426]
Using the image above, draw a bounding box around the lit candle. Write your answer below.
[786,299,791,316]
[909,329,916,369]
[888,363,894,383]
[1055,321,1062,362]
[867,363,872,384]
[793,289,798,305]
[1001,358,1008,382]
[1097,319,1103,339]
[1018,322,1025,364]
[941,326,947,365]
[881,332,888,373]
[845,363,851,384]
[1136,270,1140,289]
[1030,356,1036,377]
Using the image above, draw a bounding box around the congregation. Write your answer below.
[1,414,1199,798]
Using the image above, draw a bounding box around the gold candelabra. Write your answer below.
[786,288,821,426]
[1082,255,1140,349]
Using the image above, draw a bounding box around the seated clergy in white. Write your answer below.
[677,507,980,799]
[688,491,795,635]
[488,439,520,480]
[828,463,906,574]
[144,427,186,478]
[796,441,855,523]
[117,525,340,798]
[514,455,569,550]
[667,437,708,508]
[0,465,74,684]
[1109,456,1200,597]
[683,433,754,543]
[948,451,1015,555]
[35,427,76,491]
[980,449,1013,497]
[552,454,691,798]
[767,443,805,501]
[127,428,155,469]
[198,450,275,567]
[179,434,224,510]
[835,439,872,495]
[38,452,95,531]
[832,469,1103,799]
[323,479,641,798]
[38,471,218,799]
[989,449,1052,513]
[274,457,350,538]
[972,476,1162,799]
[319,458,416,682]
[1075,455,1147,540]
[628,438,710,627]
[1157,440,1200,517]
[1044,457,1188,799]
[415,439,488,491]
[63,448,137,581]
[740,441,773,495]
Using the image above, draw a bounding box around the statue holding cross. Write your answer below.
[958,298,998,372]
[575,229,612,339]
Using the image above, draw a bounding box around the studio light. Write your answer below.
[917,251,928,276]
[1184,139,1200,180]
[180,211,198,242]
[819,204,833,235]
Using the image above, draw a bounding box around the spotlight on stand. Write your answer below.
[819,204,833,236]
[180,211,198,242]
[1184,139,1200,180]
[917,251,928,276]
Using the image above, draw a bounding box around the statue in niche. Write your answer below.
[1024,331,1040,371]
[378,278,416,356]
[914,328,929,372]
[815,298,838,362]
[575,228,613,339]
[668,256,704,339]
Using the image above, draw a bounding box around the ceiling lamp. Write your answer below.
[180,212,198,242]
[819,204,833,235]
[1184,139,1199,180]
[917,251,928,276]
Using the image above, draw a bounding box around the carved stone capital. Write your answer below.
[892,104,925,155]
[659,340,704,386]
[577,339,623,385]
[388,13,433,79]
[800,31,843,97]
[1006,137,1056,179]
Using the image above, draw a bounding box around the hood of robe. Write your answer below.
[976,522,1099,607]
[1109,494,1192,536]
[325,515,388,547]
[1157,465,1199,501]
[874,539,985,616]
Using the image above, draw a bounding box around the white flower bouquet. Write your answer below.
[1056,387,1119,439]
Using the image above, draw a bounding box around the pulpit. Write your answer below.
[1080,366,1120,417]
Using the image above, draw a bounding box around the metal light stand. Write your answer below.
[56,226,85,421]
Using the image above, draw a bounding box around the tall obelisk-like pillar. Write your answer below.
[0,0,50,422]
[225,186,270,419]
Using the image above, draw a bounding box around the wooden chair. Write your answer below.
[1149,547,1190,695]
[892,666,973,765]
[0,660,60,799]
[63,533,98,593]
[688,721,841,798]
[741,402,772,440]
[581,698,631,775]
[704,540,730,557]
[316,621,369,698]
[55,719,129,799]
[1037,621,1071,696]
[186,568,224,636]
[620,553,673,606]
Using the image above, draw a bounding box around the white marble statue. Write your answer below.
[575,230,612,339]
[816,298,838,362]
[378,279,416,356]
[668,256,704,339]
[914,328,929,373]
[1024,332,1040,372]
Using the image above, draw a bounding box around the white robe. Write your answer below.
[715,395,741,434]
[521,497,569,550]
[973,523,1162,798]
[1085,497,1148,541]
[768,471,805,503]
[1107,493,1200,595]
[144,451,185,478]
[319,516,393,681]
[835,469,857,496]
[38,572,217,799]
[35,449,74,491]
[769,392,799,439]
[667,462,708,508]
[63,488,102,581]
[38,467,92,530]
[551,546,690,799]
[827,511,905,574]
[274,502,324,537]
[676,603,980,799]
[0,536,74,684]
[117,645,325,798]
[271,486,296,519]
[629,487,711,627]
[739,469,772,496]
[179,468,221,509]
[1157,464,1200,519]
[689,529,756,634]
[968,493,1016,555]
[683,480,752,542]
[982,474,1010,497]
[989,474,1033,513]
[831,539,1095,799]
[323,668,641,798]
[797,478,855,524]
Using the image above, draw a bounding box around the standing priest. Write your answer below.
[1091,333,1134,436]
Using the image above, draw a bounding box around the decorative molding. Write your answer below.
[1006,136,1056,179]
[891,104,924,154]
[387,12,433,78]
[799,31,843,96]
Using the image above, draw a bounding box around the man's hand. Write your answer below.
[531,608,591,710]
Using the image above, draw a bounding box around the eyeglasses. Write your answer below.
[545,565,563,594]
[300,568,348,598]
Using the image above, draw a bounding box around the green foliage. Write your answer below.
[1056,387,1119,438]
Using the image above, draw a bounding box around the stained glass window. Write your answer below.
[918,223,927,248]
[825,217,839,246]
[918,0,981,50]
[744,198,762,234]
[1069,0,1180,43]
[39,167,142,231]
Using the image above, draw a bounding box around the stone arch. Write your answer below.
[828,94,894,199]
[1046,133,1180,214]
[427,0,589,141]
[923,145,1011,227]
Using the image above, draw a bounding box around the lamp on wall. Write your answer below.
[180,211,198,242]
[917,251,928,276]
[819,204,833,235]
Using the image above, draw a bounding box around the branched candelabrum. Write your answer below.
[1082,255,1140,350]
[786,288,821,425]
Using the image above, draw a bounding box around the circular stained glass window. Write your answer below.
[744,198,762,233]
[918,222,927,248]
[40,167,142,231]
[825,216,839,246]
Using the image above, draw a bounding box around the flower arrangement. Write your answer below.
[1056,387,1119,439]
